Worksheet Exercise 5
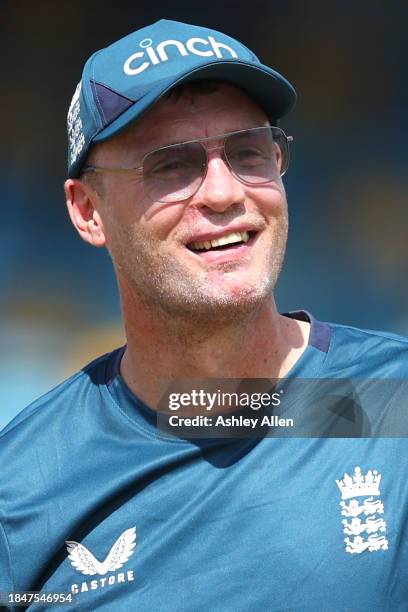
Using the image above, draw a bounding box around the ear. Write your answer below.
[64,179,106,247]
[275,141,283,174]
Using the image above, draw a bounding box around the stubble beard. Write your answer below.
[110,218,288,332]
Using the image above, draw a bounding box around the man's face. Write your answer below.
[89,83,289,324]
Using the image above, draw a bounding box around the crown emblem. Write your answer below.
[336,466,381,500]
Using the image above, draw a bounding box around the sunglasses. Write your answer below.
[82,126,293,203]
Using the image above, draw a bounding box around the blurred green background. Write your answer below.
[2,0,407,428]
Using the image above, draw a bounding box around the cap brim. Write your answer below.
[93,59,296,145]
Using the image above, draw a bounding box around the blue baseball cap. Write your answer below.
[67,19,297,178]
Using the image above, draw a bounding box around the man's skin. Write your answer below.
[64,83,310,410]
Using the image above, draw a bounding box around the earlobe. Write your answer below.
[64,179,106,248]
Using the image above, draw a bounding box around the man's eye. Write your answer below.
[230,148,268,164]
[148,157,193,177]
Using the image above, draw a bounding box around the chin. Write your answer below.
[154,278,274,326]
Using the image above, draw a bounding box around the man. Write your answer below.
[1,19,407,611]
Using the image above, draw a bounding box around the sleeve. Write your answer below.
[0,518,13,598]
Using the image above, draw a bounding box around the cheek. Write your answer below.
[102,178,183,242]
[140,201,187,240]
[252,183,287,219]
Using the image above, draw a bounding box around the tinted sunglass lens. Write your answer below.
[225,127,288,182]
[143,143,206,202]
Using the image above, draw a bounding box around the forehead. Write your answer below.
[96,83,269,160]
[145,82,268,133]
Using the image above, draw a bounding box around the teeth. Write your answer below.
[192,231,250,251]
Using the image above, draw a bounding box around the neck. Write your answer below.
[119,284,310,410]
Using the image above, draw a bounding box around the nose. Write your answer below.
[192,151,246,213]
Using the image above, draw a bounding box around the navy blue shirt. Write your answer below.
[1,312,408,611]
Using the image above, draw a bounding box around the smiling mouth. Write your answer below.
[187,231,254,253]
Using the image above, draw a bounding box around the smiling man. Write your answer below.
[1,19,408,612]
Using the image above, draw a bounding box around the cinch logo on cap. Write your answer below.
[123,36,239,76]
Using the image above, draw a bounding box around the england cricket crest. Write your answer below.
[336,466,388,555]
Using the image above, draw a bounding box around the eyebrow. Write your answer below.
[142,124,272,154]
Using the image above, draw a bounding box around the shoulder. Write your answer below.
[286,310,408,376]
[0,347,124,443]
[324,319,408,377]
[0,347,125,520]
